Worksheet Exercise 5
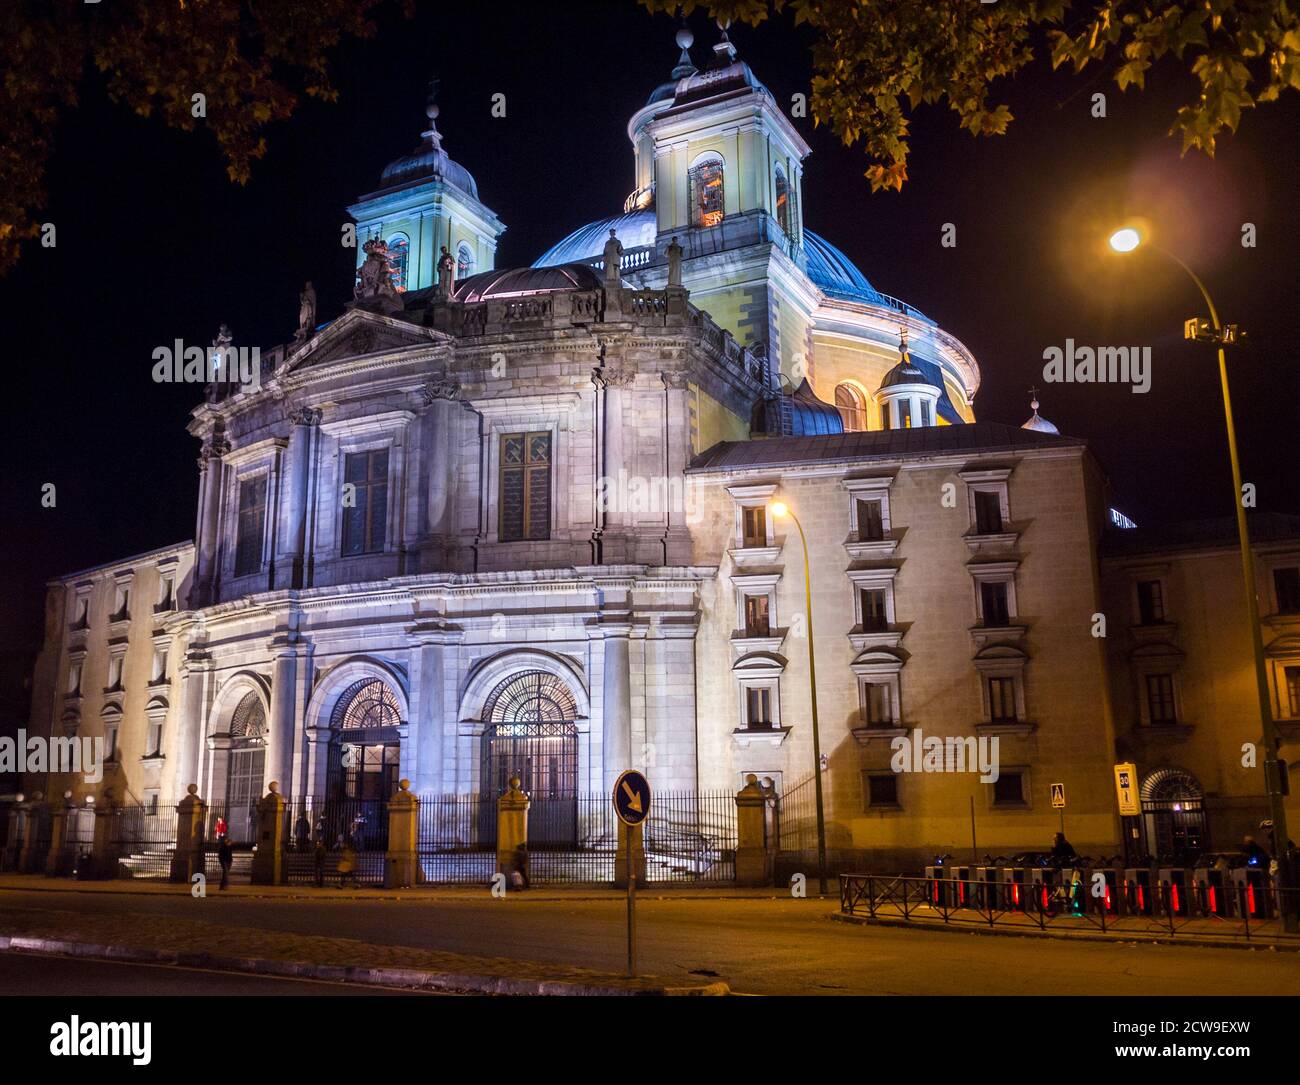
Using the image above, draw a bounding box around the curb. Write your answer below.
[0,934,730,996]
[830,910,1300,952]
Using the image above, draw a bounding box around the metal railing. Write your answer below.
[840,871,1300,941]
[644,790,737,885]
[416,793,495,885]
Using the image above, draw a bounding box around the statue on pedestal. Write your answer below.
[603,228,623,285]
[437,245,456,297]
[666,235,683,288]
[354,238,400,300]
[295,281,316,342]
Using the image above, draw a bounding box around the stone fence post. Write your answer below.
[90,792,119,879]
[170,784,207,883]
[386,779,419,888]
[735,773,773,886]
[251,781,286,885]
[18,792,45,873]
[496,776,530,886]
[45,798,70,877]
[5,796,31,872]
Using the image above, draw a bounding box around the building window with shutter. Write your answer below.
[860,588,889,632]
[234,475,268,576]
[987,676,1018,722]
[973,489,1003,534]
[745,686,772,729]
[341,448,389,556]
[1136,579,1165,624]
[1145,673,1177,724]
[743,594,771,637]
[499,432,552,542]
[741,505,766,548]
[856,498,884,541]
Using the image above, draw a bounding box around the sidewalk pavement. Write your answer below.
[0,903,728,996]
[0,873,792,904]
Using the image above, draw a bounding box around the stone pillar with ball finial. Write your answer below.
[171,783,208,883]
[385,779,420,888]
[251,781,286,885]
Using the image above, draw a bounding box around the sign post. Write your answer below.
[612,769,650,978]
[1050,782,1066,834]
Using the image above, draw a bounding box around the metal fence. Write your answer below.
[840,871,1300,942]
[416,793,495,885]
[527,794,618,886]
[110,805,179,879]
[644,790,737,885]
[280,796,387,886]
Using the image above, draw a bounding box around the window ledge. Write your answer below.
[1131,722,1195,741]
[730,630,787,654]
[728,545,782,568]
[730,726,792,749]
[138,752,166,763]
[977,720,1037,739]
[963,530,1021,555]
[147,677,170,689]
[848,627,905,651]
[851,725,907,746]
[843,535,901,560]
[968,624,1028,650]
[102,685,124,696]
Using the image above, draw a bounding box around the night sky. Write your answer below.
[4,1,1298,655]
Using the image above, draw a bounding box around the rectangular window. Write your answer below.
[690,159,725,227]
[993,772,1025,806]
[860,588,889,632]
[881,405,892,431]
[973,489,1003,534]
[67,662,82,697]
[104,724,118,761]
[988,676,1018,722]
[1275,567,1300,613]
[147,719,163,756]
[71,595,89,630]
[899,400,912,429]
[145,791,160,816]
[341,448,389,555]
[110,585,130,623]
[919,400,932,427]
[234,475,268,576]
[1287,666,1300,717]
[980,581,1010,627]
[743,595,771,637]
[745,686,772,729]
[863,682,893,726]
[105,656,123,693]
[156,576,175,613]
[1146,673,1177,723]
[1137,579,1165,624]
[499,433,551,542]
[742,505,767,548]
[856,499,884,542]
[865,773,899,808]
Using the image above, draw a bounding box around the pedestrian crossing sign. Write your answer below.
[1050,782,1066,809]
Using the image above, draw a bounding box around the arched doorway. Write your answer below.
[1139,767,1207,862]
[225,692,266,843]
[480,670,579,844]
[325,677,402,849]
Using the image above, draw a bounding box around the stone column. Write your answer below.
[410,624,456,795]
[614,820,646,889]
[174,649,212,804]
[735,774,772,886]
[385,779,419,888]
[45,800,69,877]
[90,795,118,880]
[170,784,208,884]
[602,628,632,793]
[251,782,286,885]
[278,407,320,590]
[268,637,306,801]
[302,727,332,800]
[192,437,228,606]
[496,776,530,882]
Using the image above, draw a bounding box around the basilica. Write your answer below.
[25,26,1300,869]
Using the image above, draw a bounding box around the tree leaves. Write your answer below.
[642,1,1300,192]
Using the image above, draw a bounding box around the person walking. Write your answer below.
[313,837,326,888]
[338,838,358,888]
[217,835,233,891]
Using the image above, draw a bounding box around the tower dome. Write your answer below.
[1022,393,1060,435]
[873,329,942,429]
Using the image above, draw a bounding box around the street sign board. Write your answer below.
[1113,762,1142,816]
[1050,782,1066,809]
[612,769,651,826]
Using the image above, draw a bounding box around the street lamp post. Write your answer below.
[770,500,829,895]
[1109,229,1295,931]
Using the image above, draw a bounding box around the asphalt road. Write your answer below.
[3,888,1297,995]
[0,951,417,995]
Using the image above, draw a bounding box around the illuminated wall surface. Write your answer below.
[23,28,1300,869]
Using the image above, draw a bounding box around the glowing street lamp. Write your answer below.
[1108,226,1295,930]
[769,500,828,895]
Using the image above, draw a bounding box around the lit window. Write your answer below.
[774,167,791,235]
[1286,666,1300,717]
[689,156,725,227]
[387,234,410,290]
[743,595,771,637]
[741,505,767,548]
[835,383,867,432]
[457,242,475,280]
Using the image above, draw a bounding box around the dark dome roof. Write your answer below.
[879,357,937,390]
[452,263,603,302]
[754,378,844,437]
[379,145,479,200]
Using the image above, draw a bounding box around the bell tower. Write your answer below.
[348,84,505,293]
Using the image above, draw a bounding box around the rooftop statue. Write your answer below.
[355,238,402,300]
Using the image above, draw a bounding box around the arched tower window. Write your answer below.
[835,383,868,432]
[480,670,579,802]
[774,167,791,235]
[224,691,267,843]
[689,154,725,228]
[456,242,475,280]
[386,234,410,290]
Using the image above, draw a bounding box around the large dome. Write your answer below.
[533,209,657,268]
[379,144,479,201]
[453,263,603,302]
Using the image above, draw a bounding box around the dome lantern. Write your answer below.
[873,327,942,430]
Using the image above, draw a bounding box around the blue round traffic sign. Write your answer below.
[612,769,651,826]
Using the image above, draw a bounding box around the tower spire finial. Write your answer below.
[421,77,444,153]
[672,19,697,80]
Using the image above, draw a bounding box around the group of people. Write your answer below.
[209,811,366,890]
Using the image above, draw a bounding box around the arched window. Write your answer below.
[229,692,267,740]
[835,383,868,432]
[386,234,410,290]
[331,678,402,730]
[456,242,475,280]
[774,166,791,235]
[689,154,725,228]
[1139,768,1206,862]
[225,692,267,843]
[480,670,579,801]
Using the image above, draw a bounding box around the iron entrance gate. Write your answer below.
[480,719,578,845]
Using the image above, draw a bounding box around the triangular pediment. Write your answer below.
[281,308,448,374]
